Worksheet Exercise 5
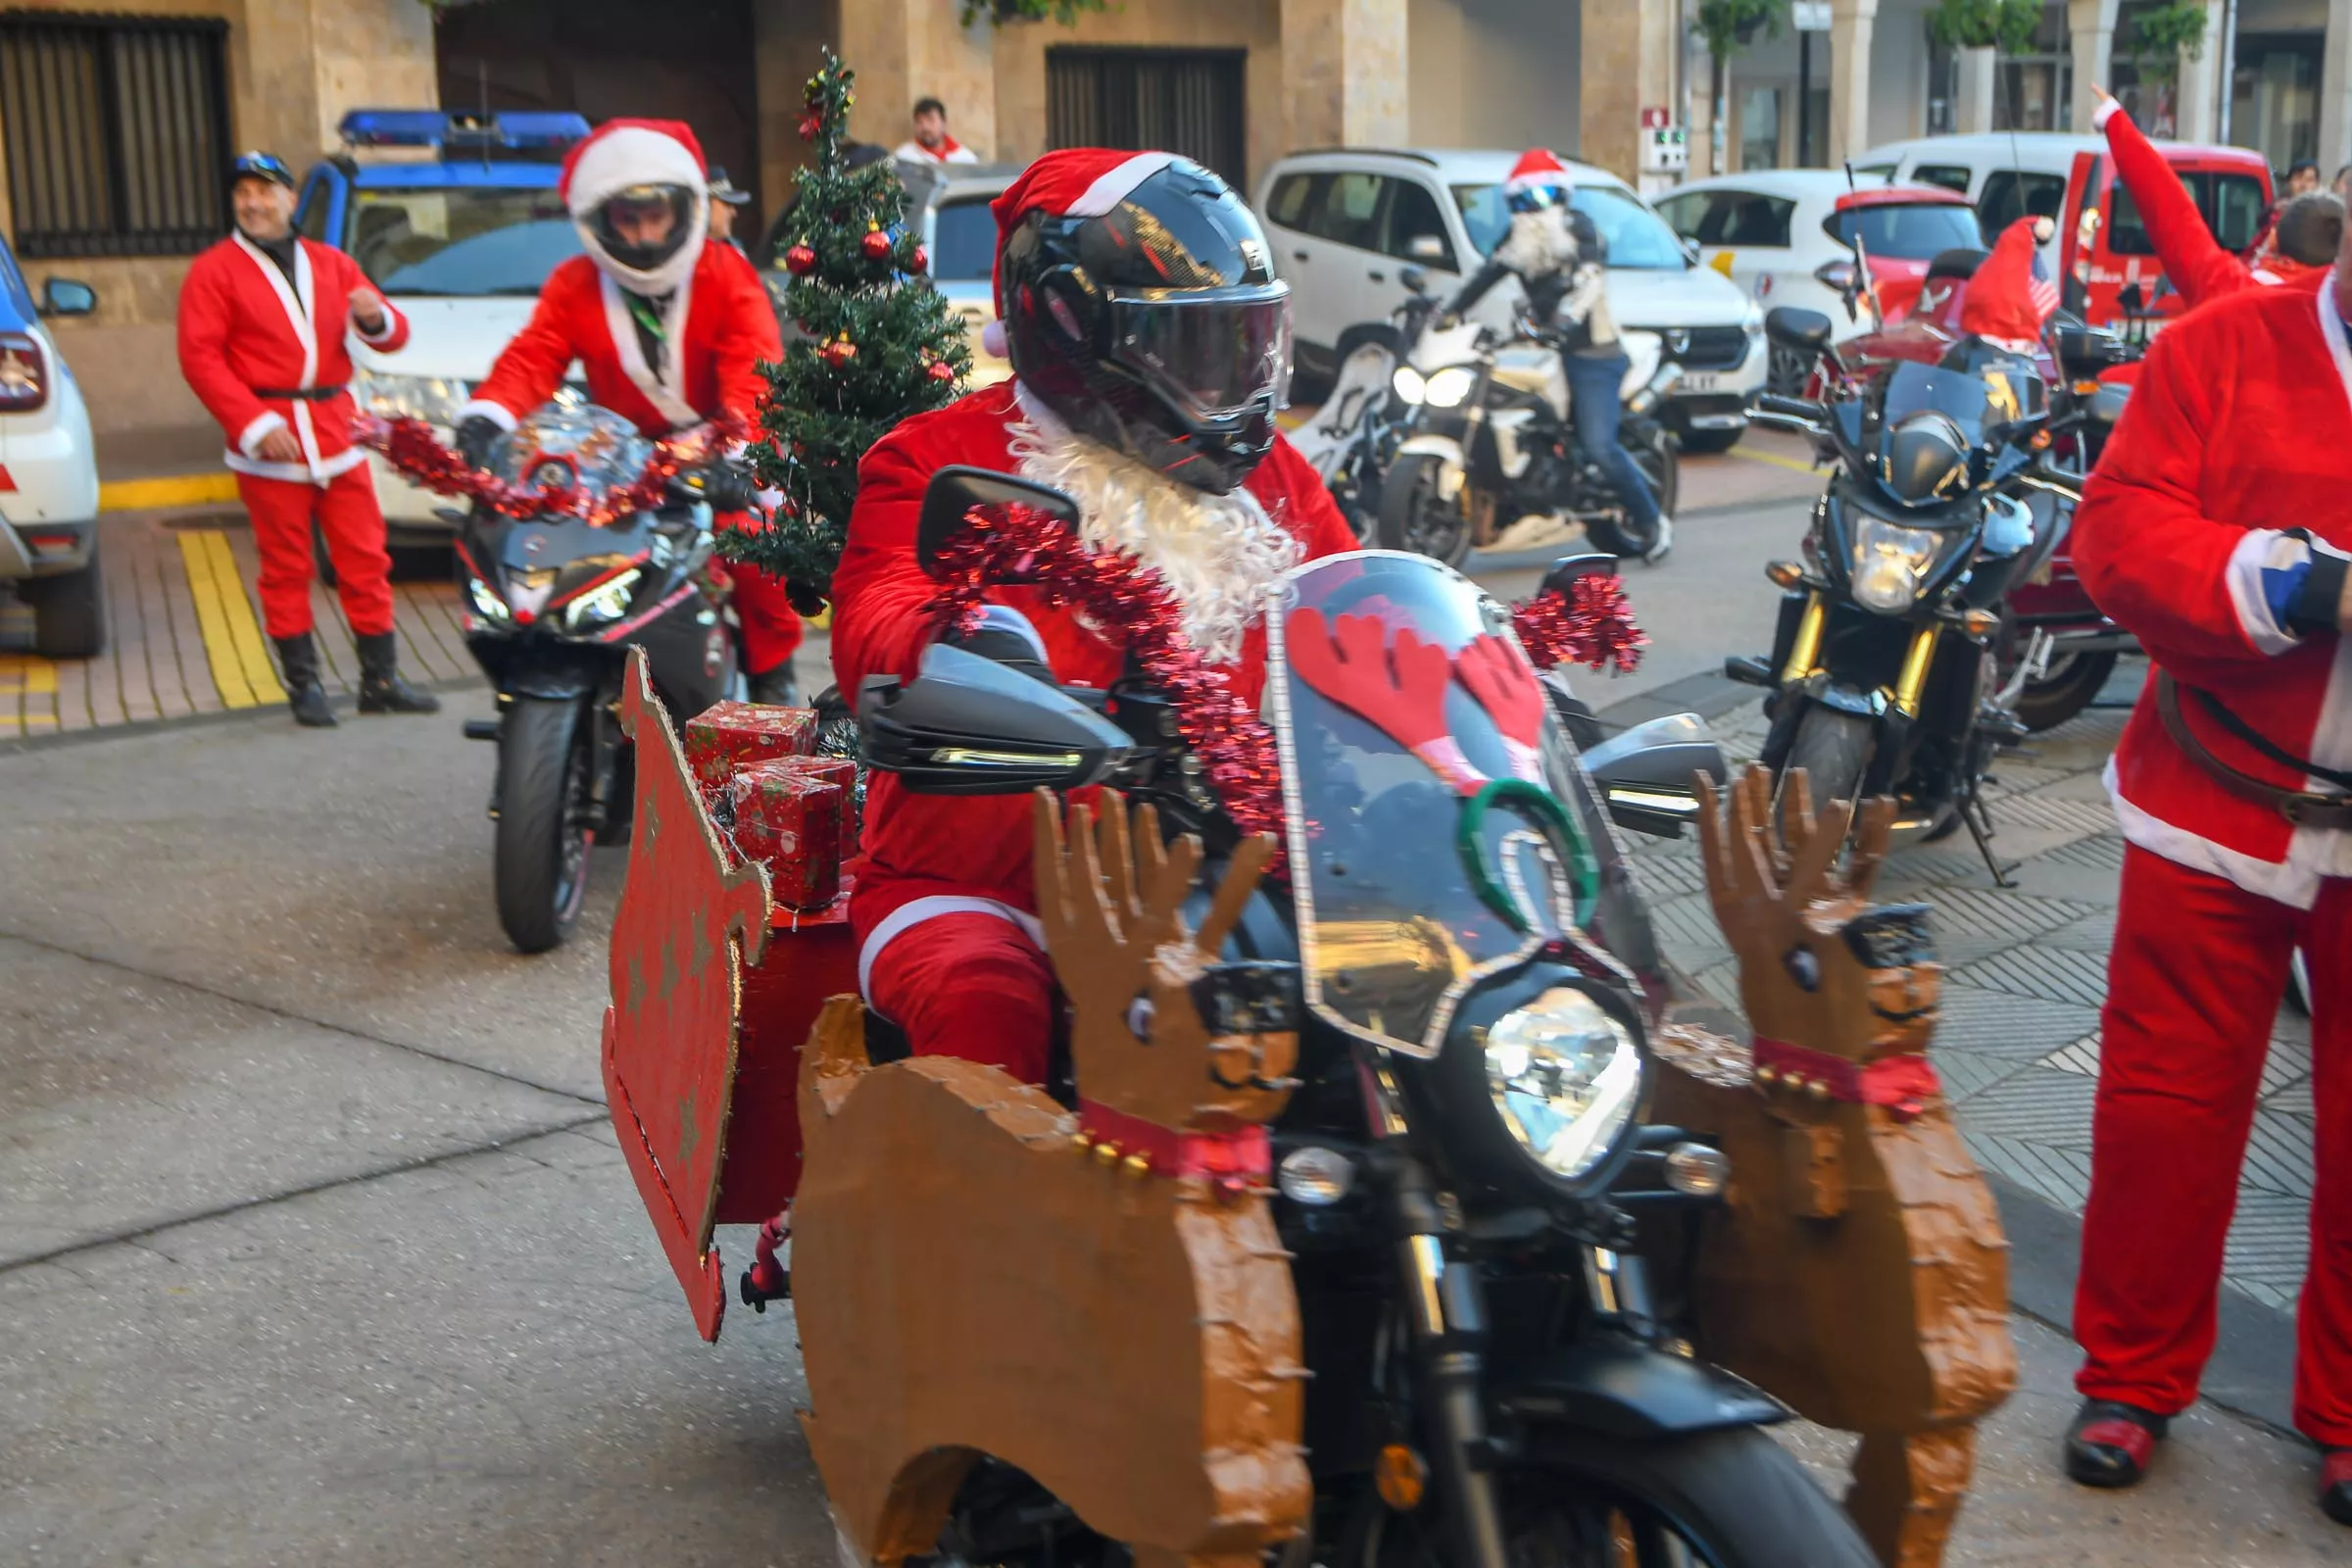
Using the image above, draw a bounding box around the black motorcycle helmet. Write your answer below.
[996,155,1292,494]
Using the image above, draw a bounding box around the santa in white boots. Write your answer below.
[829,148,1357,1081]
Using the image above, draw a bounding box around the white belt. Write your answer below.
[857,894,1048,1014]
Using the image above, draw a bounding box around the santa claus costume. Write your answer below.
[177,150,439,724]
[455,120,803,699]
[830,149,1356,1081]
[2065,266,2352,1524]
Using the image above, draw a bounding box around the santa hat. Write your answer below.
[1958,216,2061,348]
[1503,148,1575,195]
[560,119,709,218]
[982,147,1180,355]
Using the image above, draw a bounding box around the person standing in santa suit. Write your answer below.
[2062,202,2352,1529]
[830,149,1357,1081]
[176,151,441,726]
[452,120,804,705]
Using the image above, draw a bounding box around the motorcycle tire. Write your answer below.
[2013,648,2118,733]
[1375,452,1474,567]
[1785,706,1875,810]
[1502,1424,1880,1568]
[494,696,593,954]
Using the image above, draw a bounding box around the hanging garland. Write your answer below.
[1512,573,1648,674]
[357,414,746,528]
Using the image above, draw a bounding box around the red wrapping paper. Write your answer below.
[765,755,861,857]
[683,703,819,797]
[727,765,843,910]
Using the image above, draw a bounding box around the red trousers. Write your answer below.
[858,905,1055,1084]
[236,466,394,639]
[2075,844,2352,1445]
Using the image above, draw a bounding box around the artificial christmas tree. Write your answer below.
[721,50,972,610]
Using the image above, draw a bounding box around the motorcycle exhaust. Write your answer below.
[1991,628,2055,710]
[1626,364,1686,416]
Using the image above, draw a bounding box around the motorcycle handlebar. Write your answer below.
[1749,393,1827,423]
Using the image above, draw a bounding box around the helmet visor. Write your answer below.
[589,183,698,273]
[1107,283,1293,423]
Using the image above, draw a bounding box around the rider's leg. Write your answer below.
[859,907,1055,1084]
[1562,348,1665,540]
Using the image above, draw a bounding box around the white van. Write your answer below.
[1846,133,2094,270]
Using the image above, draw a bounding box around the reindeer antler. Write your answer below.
[1694,764,1895,940]
[1286,607,1489,795]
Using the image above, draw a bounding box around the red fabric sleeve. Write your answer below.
[708,248,783,427]
[470,261,590,422]
[173,252,273,446]
[2102,107,2247,310]
[831,419,952,698]
[1263,434,1362,560]
[2072,318,2272,666]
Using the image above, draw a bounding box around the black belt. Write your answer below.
[252,384,345,401]
[2156,671,2352,831]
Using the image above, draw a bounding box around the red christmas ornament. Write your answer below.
[910,245,929,272]
[820,337,858,369]
[783,243,817,275]
[926,360,956,384]
[1510,574,1646,674]
[860,227,894,262]
[798,113,822,141]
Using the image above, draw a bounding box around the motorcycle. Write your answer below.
[819,467,1883,1567]
[453,406,746,952]
[1373,269,1682,565]
[1729,308,2057,881]
[1286,279,1443,538]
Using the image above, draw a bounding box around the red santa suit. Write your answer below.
[176,232,410,639]
[458,120,801,675]
[2069,278,2352,1448]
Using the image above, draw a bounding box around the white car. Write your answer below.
[1255,148,1765,453]
[0,239,103,658]
[1652,172,1985,391]
[1847,133,2095,273]
[912,165,1015,389]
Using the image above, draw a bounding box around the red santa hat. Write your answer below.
[559,118,710,218]
[1503,147,1575,195]
[982,147,1181,354]
[1958,216,2061,347]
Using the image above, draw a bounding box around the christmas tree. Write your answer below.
[721,50,972,608]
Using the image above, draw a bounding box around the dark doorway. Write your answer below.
[1045,48,1246,188]
[435,0,762,237]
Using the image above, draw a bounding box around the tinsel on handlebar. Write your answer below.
[357,413,752,527]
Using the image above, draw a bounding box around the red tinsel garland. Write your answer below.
[1511,573,1647,675]
[924,503,1292,858]
[356,414,742,527]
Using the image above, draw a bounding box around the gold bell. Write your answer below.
[1122,1152,1152,1178]
[1094,1141,1122,1167]
[1807,1079,1834,1102]
[1783,1073,1806,1094]
[1072,1132,1095,1153]
[1754,1064,1779,1085]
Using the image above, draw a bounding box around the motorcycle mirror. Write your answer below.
[858,643,1133,796]
[2085,384,2130,428]
[1540,552,1619,600]
[1764,307,1835,356]
[1398,265,1429,294]
[1580,713,1729,840]
[916,465,1085,576]
[1407,234,1446,264]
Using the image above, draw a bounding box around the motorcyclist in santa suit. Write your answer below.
[830,149,1359,1079]
[452,119,804,704]
[1438,148,1674,564]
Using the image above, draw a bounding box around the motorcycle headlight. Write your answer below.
[1424,366,1479,409]
[1392,364,1428,405]
[357,371,471,428]
[1848,514,1945,614]
[1483,986,1644,1186]
[563,568,642,632]
[465,575,511,624]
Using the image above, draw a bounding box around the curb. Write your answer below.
[99,471,239,512]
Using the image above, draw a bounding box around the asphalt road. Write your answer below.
[5,451,2345,1565]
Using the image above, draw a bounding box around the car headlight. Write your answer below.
[465,575,511,624]
[563,568,642,632]
[1741,300,1765,334]
[1849,514,1945,614]
[357,371,471,428]
[1424,366,1479,409]
[1483,986,1644,1186]
[1392,364,1428,405]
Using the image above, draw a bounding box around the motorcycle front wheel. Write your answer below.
[494,695,594,954]
[1374,452,1475,566]
[1784,705,1875,809]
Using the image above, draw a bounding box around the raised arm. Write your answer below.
[2095,94,2248,310]
[456,265,583,431]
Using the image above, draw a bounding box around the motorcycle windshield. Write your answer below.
[486,404,658,503]
[1265,551,1618,1058]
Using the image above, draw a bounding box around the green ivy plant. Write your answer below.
[958,0,1111,24]
[2126,1,2211,87]
[1927,0,2041,56]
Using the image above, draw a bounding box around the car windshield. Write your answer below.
[930,195,999,281]
[1825,201,1985,259]
[347,186,582,296]
[1452,182,1688,270]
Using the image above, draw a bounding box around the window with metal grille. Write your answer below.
[1045,48,1246,190]
[0,14,230,259]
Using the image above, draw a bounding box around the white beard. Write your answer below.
[1007,390,1301,664]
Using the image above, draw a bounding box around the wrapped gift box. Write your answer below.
[726,764,844,911]
[683,702,817,797]
[778,755,860,857]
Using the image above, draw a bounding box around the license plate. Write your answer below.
[1678,372,1719,393]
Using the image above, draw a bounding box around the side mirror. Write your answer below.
[858,643,1132,795]
[2085,384,2130,428]
[1407,234,1446,264]
[1541,552,1618,600]
[916,465,1084,576]
[1581,713,1729,839]
[1398,265,1429,295]
[1680,236,1702,267]
[2116,280,2145,317]
[38,277,96,318]
[1763,307,1834,355]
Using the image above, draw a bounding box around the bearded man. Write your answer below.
[829,149,1356,1081]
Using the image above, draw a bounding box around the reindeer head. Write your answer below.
[1693,765,1942,1065]
[1032,790,1298,1135]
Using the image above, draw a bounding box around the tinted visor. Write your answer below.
[1107,282,1293,422]
[589,183,697,271]
[1507,183,1563,214]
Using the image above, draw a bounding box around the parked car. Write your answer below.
[297,109,593,550]
[1255,148,1765,453]
[1848,131,2272,329]
[0,235,103,658]
[1653,172,1984,391]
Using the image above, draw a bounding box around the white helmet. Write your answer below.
[559,119,709,297]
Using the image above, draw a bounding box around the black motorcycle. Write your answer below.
[844,466,1881,1567]
[1729,308,2055,882]
[1374,270,1681,564]
[454,407,745,952]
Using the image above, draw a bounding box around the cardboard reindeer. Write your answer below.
[1648,765,2016,1568]
[790,791,1312,1568]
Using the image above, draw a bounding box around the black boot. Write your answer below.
[355,632,441,714]
[748,659,799,708]
[2064,1397,2169,1489]
[272,633,337,728]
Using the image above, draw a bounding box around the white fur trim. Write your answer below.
[2104,756,2324,910]
[352,302,399,345]
[2224,528,2307,657]
[980,318,1007,357]
[455,398,519,432]
[2092,97,2122,131]
[237,411,289,459]
[2252,268,2284,285]
[1067,153,1179,220]
[857,895,1047,1010]
[564,124,708,216]
[598,270,703,429]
